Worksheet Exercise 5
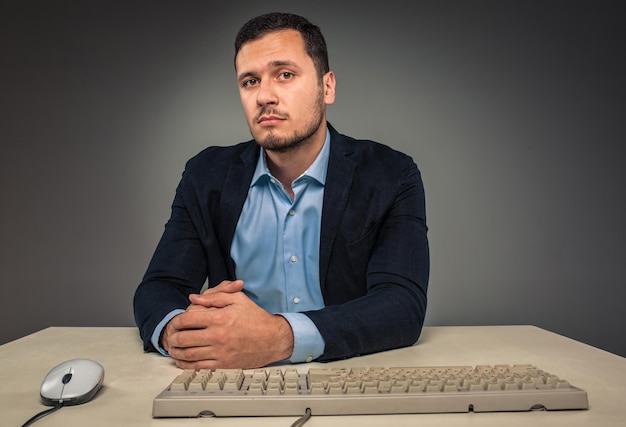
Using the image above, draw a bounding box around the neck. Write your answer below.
[264,123,327,195]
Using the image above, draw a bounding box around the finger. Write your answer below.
[186,303,212,312]
[169,309,220,331]
[201,279,244,295]
[166,324,224,351]
[168,342,214,363]
[189,290,241,308]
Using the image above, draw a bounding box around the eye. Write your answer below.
[278,72,294,80]
[242,78,259,88]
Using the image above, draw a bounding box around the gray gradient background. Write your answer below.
[2,1,625,357]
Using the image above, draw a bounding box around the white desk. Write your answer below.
[2,325,624,426]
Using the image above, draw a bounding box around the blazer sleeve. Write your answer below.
[305,146,429,361]
[133,174,209,352]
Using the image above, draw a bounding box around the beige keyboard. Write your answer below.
[152,364,588,418]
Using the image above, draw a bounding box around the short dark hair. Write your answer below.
[234,12,329,78]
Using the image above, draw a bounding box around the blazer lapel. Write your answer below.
[319,126,357,294]
[218,142,259,277]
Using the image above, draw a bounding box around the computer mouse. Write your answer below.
[40,358,104,406]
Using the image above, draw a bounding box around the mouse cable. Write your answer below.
[290,407,312,427]
[21,403,63,427]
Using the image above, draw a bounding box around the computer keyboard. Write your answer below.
[152,364,588,418]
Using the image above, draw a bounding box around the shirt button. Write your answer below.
[305,356,313,363]
[293,297,301,304]
[288,209,296,216]
[290,255,298,263]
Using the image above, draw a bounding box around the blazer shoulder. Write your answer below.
[331,128,419,178]
[186,140,258,171]
[175,141,259,196]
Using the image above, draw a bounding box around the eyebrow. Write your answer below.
[237,60,299,82]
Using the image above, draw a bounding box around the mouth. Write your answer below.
[257,115,286,126]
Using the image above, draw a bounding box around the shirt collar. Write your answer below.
[251,128,331,187]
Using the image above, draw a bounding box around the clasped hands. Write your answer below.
[161,280,294,370]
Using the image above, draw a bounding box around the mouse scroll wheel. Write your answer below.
[62,373,73,384]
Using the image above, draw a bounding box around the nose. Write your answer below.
[256,80,278,106]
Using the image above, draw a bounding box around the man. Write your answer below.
[133,12,429,370]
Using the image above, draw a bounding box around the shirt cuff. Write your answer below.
[279,312,325,363]
[150,309,185,356]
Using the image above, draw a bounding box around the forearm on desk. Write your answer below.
[149,310,325,364]
[306,279,428,361]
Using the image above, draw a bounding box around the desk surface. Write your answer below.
[2,325,625,426]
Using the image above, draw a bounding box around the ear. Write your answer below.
[323,71,336,105]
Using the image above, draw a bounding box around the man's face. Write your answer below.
[235,29,335,152]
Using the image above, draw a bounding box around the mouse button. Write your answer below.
[62,370,101,393]
[41,365,71,389]
[74,368,101,386]
[40,375,66,400]
[73,359,103,375]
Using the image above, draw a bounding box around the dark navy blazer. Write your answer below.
[133,124,429,361]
